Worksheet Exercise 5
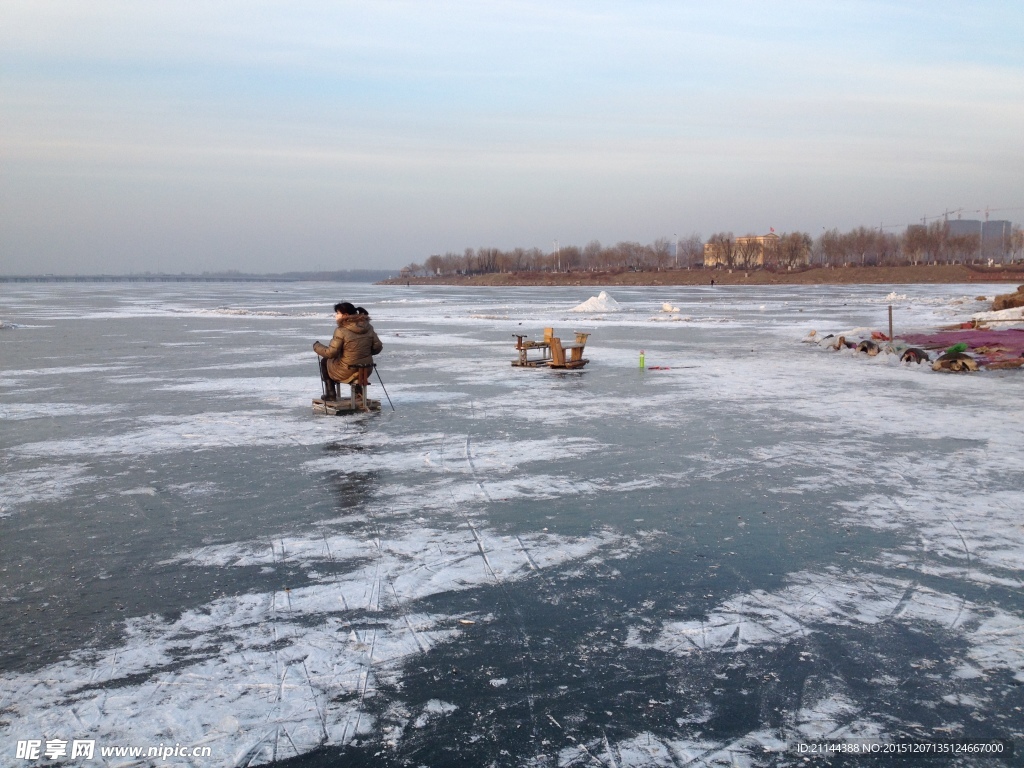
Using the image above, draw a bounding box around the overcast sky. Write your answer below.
[2,1,1022,274]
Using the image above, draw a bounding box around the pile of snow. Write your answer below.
[661,302,680,313]
[572,290,620,313]
[971,306,1024,326]
[885,292,908,301]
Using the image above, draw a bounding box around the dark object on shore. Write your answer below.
[932,351,979,373]
[857,340,880,356]
[831,335,855,350]
[901,348,929,364]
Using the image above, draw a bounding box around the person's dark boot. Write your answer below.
[322,382,337,401]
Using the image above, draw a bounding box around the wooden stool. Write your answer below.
[341,366,373,411]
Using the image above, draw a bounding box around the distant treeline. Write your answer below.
[1,269,397,283]
[271,269,396,282]
[403,224,1024,276]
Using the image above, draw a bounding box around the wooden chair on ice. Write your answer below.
[512,328,590,369]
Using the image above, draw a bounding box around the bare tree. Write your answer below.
[560,245,582,272]
[424,254,443,276]
[680,234,703,269]
[874,232,900,265]
[818,229,843,267]
[706,232,735,269]
[478,247,500,274]
[651,238,672,270]
[947,233,980,264]
[903,226,928,265]
[776,232,811,268]
[614,241,645,270]
[735,235,762,269]
[1011,226,1024,263]
[526,247,545,271]
[925,222,948,264]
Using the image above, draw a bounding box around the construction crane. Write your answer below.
[916,205,1024,227]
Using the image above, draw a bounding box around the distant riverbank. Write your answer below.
[380,263,1024,287]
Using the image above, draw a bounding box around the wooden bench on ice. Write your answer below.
[512,328,590,369]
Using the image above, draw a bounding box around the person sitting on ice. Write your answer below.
[314,302,383,401]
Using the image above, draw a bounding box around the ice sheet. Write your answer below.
[2,281,1022,767]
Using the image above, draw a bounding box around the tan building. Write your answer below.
[703,232,810,268]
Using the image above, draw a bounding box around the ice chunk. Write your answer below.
[571,291,620,312]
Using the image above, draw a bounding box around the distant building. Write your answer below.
[946,219,1013,257]
[947,219,982,239]
[700,233,794,268]
[947,219,1011,241]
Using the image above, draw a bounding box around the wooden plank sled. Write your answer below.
[313,396,381,415]
[512,328,590,369]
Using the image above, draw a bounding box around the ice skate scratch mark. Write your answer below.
[269,590,281,718]
[790,574,843,616]
[274,664,289,706]
[601,728,620,768]
[301,659,329,743]
[235,728,276,767]
[352,628,376,737]
[464,433,494,502]
[942,510,973,576]
[884,581,918,624]
[390,583,428,653]
[440,430,538,742]
[365,501,432,657]
[365,558,382,611]
[547,714,608,767]
[281,726,301,759]
[465,515,499,583]
[350,550,381,738]
[516,535,541,571]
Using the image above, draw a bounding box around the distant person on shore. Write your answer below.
[314,302,383,401]
[710,278,715,286]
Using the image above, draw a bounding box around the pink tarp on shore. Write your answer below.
[900,329,1024,365]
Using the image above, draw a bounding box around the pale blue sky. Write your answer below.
[2,1,1022,273]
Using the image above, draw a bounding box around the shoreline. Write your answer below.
[379,263,1024,287]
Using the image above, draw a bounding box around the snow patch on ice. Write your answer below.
[13,411,341,457]
[120,486,158,496]
[304,436,601,476]
[838,489,1024,582]
[0,403,118,421]
[0,524,625,766]
[0,464,94,514]
[630,568,1024,683]
[412,699,457,728]
[558,697,883,768]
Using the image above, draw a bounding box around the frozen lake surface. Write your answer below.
[1,282,1022,766]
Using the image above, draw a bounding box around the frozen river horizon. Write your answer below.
[2,282,1022,767]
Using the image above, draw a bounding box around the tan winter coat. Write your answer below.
[314,316,383,383]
